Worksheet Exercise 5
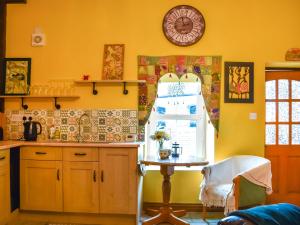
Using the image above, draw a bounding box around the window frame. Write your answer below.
[145,81,210,169]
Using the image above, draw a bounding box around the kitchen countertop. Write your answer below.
[0,140,141,150]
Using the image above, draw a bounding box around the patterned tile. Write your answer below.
[122,110,131,117]
[68,110,77,117]
[106,110,114,117]
[5,109,138,143]
[68,117,77,125]
[61,133,68,141]
[46,110,54,117]
[97,110,106,117]
[98,126,106,133]
[130,126,137,133]
[60,110,69,117]
[61,118,68,125]
[122,126,130,133]
[99,133,106,142]
[98,118,106,125]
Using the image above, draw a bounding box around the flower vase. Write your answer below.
[158,141,164,151]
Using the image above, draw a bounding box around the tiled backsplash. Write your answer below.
[5,109,138,142]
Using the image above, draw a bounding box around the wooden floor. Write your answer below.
[8,212,222,225]
[140,212,221,225]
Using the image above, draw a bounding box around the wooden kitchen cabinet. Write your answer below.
[99,148,137,214]
[20,147,63,212]
[0,149,10,225]
[63,161,99,213]
[63,147,99,213]
[19,145,141,221]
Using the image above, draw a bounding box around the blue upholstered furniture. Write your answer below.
[218,203,300,225]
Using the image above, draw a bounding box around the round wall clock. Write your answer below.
[162,5,205,46]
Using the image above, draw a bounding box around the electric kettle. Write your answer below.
[23,116,42,141]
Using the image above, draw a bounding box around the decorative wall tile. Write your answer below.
[5,109,138,143]
[99,134,106,142]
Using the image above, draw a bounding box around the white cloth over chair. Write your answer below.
[200,155,272,214]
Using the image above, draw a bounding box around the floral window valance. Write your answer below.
[138,55,222,140]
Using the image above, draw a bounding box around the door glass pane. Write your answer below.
[292,80,300,99]
[278,102,289,122]
[278,79,289,99]
[292,125,300,145]
[265,124,276,145]
[292,102,300,122]
[278,124,289,145]
[266,80,276,99]
[266,102,276,122]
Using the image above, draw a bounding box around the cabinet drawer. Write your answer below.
[21,147,62,160]
[63,147,98,162]
[0,149,9,167]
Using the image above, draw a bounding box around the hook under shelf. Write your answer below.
[21,97,28,110]
[92,82,98,95]
[54,97,61,109]
[123,82,128,95]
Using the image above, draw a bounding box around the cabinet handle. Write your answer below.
[35,151,47,155]
[101,170,104,182]
[0,156,5,160]
[74,152,87,156]
[93,170,96,182]
[57,169,60,181]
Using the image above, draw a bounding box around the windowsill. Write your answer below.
[144,165,206,171]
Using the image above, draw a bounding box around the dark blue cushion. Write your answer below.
[218,216,255,225]
[228,203,300,225]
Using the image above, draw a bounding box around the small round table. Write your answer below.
[140,155,209,225]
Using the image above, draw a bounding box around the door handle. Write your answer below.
[93,170,96,182]
[101,170,104,182]
[0,156,5,160]
[74,152,87,156]
[57,169,60,181]
[35,151,47,155]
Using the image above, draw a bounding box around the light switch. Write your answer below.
[249,112,257,120]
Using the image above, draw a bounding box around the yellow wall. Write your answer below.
[6,0,300,203]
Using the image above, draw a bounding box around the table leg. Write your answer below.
[142,165,189,225]
[146,208,159,216]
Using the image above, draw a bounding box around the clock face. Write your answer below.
[162,5,205,46]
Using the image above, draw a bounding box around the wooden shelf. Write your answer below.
[0,95,80,109]
[0,95,79,98]
[74,79,146,95]
[74,80,146,84]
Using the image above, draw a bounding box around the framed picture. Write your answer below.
[3,58,31,95]
[102,44,124,80]
[224,62,254,103]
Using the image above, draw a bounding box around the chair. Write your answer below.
[200,155,272,216]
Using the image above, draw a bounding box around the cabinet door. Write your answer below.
[20,160,63,211]
[99,148,137,214]
[0,150,10,225]
[63,161,99,213]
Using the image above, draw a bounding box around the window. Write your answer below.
[146,76,214,161]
